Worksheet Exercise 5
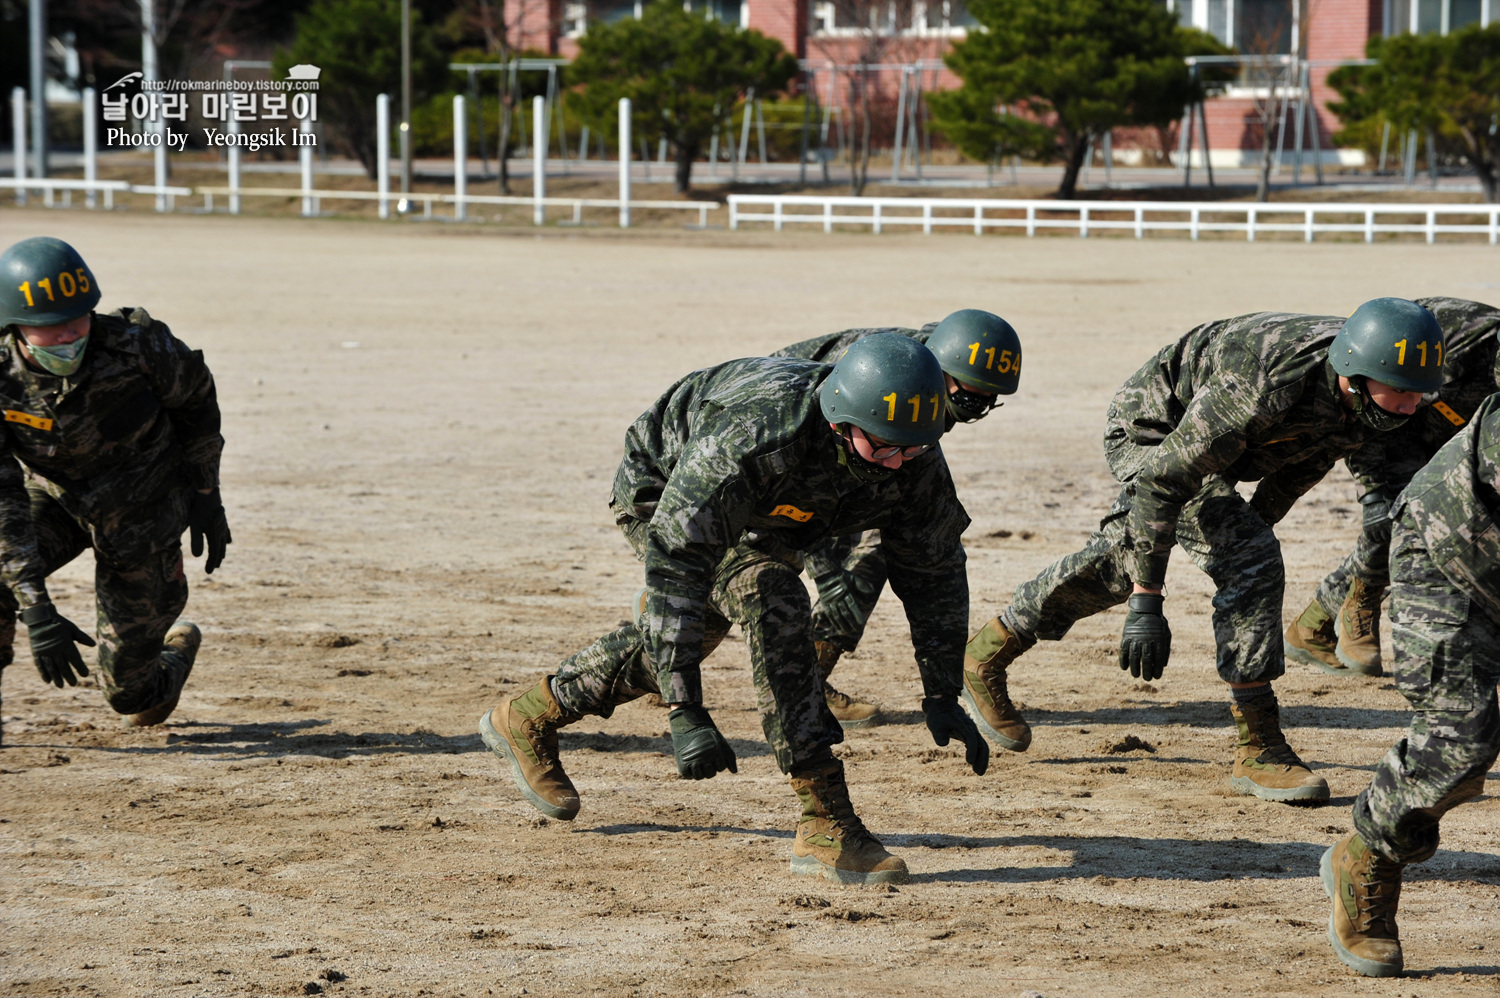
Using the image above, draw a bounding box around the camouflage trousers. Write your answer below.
[1312,523,1391,617]
[1352,513,1500,866]
[1001,476,1286,684]
[809,531,888,653]
[551,517,843,773]
[0,487,189,714]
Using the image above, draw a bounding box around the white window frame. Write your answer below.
[1386,0,1492,32]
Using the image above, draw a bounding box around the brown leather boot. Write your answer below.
[1335,579,1385,677]
[816,640,880,729]
[1284,599,1342,673]
[1229,691,1328,803]
[960,617,1031,751]
[480,677,582,820]
[1322,832,1404,977]
[127,622,201,727]
[789,757,908,885]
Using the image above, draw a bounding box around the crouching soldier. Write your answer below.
[0,237,229,737]
[1323,391,1500,978]
[480,334,989,884]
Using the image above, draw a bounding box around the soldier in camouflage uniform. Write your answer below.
[480,334,989,885]
[962,299,1446,802]
[770,309,1022,729]
[1321,392,1500,978]
[1285,298,1500,678]
[0,237,229,738]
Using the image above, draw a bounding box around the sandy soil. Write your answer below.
[2,208,1499,998]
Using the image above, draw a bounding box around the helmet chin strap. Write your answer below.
[834,425,896,484]
[1348,375,1412,432]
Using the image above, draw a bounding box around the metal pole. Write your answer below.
[1306,64,1323,185]
[399,0,412,211]
[11,87,26,205]
[1180,101,1194,187]
[890,68,907,183]
[300,116,314,215]
[799,71,811,185]
[377,93,390,218]
[228,112,241,214]
[1292,64,1307,185]
[1427,128,1439,187]
[142,0,166,212]
[756,99,767,165]
[532,95,545,225]
[82,86,96,208]
[1103,130,1113,186]
[1405,128,1418,186]
[29,0,47,182]
[735,88,754,181]
[1378,120,1391,173]
[1197,94,1214,187]
[453,94,466,220]
[619,97,631,228]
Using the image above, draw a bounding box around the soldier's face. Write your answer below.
[841,425,928,469]
[1363,378,1425,415]
[17,314,90,348]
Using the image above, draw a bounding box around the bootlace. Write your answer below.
[1357,860,1403,936]
[1347,585,1381,637]
[523,718,561,769]
[819,772,876,846]
[1256,740,1306,769]
[824,683,856,710]
[979,662,1012,704]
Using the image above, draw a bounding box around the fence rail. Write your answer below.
[727,195,1500,244]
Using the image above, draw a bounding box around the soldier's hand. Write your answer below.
[923,695,989,776]
[1361,495,1394,546]
[21,603,96,688]
[813,570,867,636]
[667,705,738,780]
[1119,593,1171,682]
[189,488,232,574]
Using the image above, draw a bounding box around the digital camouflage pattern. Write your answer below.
[1353,402,1500,862]
[1314,298,1500,615]
[0,307,221,708]
[770,323,938,366]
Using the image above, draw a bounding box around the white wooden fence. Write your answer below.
[727,194,1500,245]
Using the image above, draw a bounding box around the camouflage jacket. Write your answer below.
[1345,297,1500,500]
[1397,392,1500,617]
[1105,312,1376,588]
[0,307,223,604]
[613,357,971,704]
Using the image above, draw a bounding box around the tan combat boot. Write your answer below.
[789,757,908,885]
[960,617,1031,751]
[1229,693,1329,803]
[1335,580,1384,677]
[816,640,881,729]
[127,622,201,727]
[1322,831,1404,977]
[480,677,582,820]
[1284,600,1342,673]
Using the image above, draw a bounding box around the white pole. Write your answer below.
[619,97,631,229]
[533,95,545,225]
[83,86,97,208]
[376,93,390,219]
[142,0,167,212]
[11,87,26,205]
[300,116,314,216]
[228,113,241,214]
[453,94,466,221]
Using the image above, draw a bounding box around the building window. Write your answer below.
[1386,0,1493,32]
[688,0,746,24]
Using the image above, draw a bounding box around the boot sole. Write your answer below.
[789,852,909,885]
[833,711,882,731]
[1283,637,1346,675]
[1321,846,1404,978]
[1333,619,1384,677]
[1230,773,1329,804]
[478,710,579,821]
[961,688,1029,752]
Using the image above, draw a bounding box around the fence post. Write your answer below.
[1079,206,1089,238]
[1247,207,1256,242]
[534,96,546,225]
[1304,208,1314,243]
[83,87,97,208]
[1365,208,1375,243]
[300,117,315,216]
[618,98,631,229]
[453,94,467,221]
[377,94,390,219]
[10,88,25,205]
[1134,206,1144,239]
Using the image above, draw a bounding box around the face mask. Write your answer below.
[834,427,896,485]
[946,386,1001,424]
[23,333,90,377]
[1349,376,1412,432]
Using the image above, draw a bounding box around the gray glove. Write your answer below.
[813,570,867,636]
[1360,492,1395,547]
[1119,593,1171,682]
[923,696,989,775]
[22,603,96,688]
[667,705,738,780]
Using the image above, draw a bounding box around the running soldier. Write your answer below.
[0,237,229,737]
[1322,392,1500,978]
[1285,297,1500,677]
[770,309,1022,728]
[961,299,1445,802]
[480,334,989,884]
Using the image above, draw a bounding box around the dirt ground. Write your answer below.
[1,209,1499,998]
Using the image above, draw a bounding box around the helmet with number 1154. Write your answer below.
[0,237,102,327]
[923,309,1022,422]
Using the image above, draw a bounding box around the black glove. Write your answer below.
[923,696,989,776]
[1360,493,1394,547]
[667,705,738,780]
[22,603,96,688]
[189,488,232,574]
[1119,593,1171,681]
[813,570,868,637]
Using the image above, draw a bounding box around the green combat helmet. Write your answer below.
[0,237,101,327]
[821,331,947,455]
[924,309,1022,422]
[1330,298,1444,431]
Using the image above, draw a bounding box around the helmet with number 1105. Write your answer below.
[820,332,947,447]
[0,237,102,327]
[923,309,1022,422]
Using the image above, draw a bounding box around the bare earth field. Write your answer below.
[1,209,1498,998]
